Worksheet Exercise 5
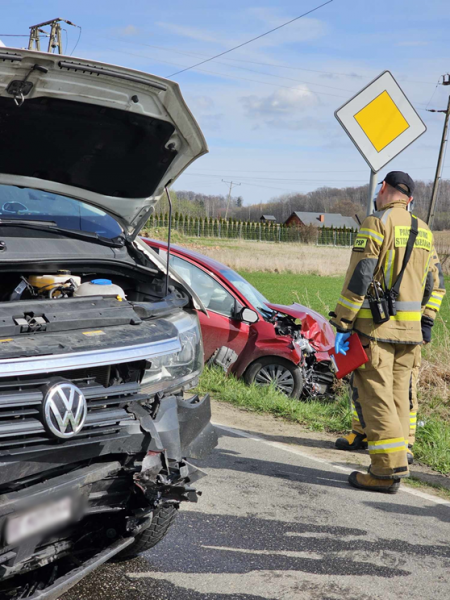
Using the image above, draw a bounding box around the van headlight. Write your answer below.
[141,312,203,389]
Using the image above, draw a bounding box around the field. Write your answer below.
[144,229,352,275]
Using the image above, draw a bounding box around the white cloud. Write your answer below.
[118,25,141,36]
[157,22,230,45]
[241,86,318,118]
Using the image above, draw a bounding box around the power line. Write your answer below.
[87,40,434,107]
[0,34,30,37]
[102,34,438,86]
[97,34,358,93]
[70,26,82,56]
[87,42,350,99]
[166,0,334,78]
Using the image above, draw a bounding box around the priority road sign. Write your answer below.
[335,71,426,173]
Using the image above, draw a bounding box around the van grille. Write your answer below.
[0,368,145,457]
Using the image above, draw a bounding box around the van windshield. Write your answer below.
[0,186,122,239]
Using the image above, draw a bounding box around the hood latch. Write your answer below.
[7,64,48,107]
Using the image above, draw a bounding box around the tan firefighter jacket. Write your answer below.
[330,200,446,343]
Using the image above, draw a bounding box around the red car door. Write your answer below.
[169,254,250,361]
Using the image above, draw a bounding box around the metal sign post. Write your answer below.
[335,71,427,217]
[367,170,377,216]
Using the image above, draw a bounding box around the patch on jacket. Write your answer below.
[353,237,367,252]
[394,226,432,251]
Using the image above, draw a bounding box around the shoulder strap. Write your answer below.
[390,214,418,298]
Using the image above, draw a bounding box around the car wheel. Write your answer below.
[114,505,178,561]
[244,357,303,399]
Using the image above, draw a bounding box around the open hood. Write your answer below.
[0,48,208,238]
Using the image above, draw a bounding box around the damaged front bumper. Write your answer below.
[0,392,217,599]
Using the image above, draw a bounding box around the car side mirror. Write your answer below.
[239,307,258,324]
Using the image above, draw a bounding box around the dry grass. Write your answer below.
[434,231,450,274]
[433,230,450,246]
[189,241,352,275]
[144,229,352,276]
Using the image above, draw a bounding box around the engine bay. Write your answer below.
[3,269,143,303]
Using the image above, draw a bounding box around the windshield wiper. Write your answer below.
[0,220,125,248]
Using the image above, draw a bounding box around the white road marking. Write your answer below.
[213,422,450,507]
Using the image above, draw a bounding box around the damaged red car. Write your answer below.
[144,239,335,399]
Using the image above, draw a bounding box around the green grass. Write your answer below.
[413,420,450,474]
[198,366,351,433]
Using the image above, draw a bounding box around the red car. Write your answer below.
[144,239,335,399]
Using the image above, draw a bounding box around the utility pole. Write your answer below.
[427,74,450,229]
[222,180,241,220]
[28,18,78,54]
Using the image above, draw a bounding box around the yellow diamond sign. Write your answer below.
[335,71,426,172]
[354,91,409,152]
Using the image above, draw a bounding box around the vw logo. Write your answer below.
[43,382,87,439]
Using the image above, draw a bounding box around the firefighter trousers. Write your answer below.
[351,344,421,448]
[350,338,419,479]
[408,345,421,446]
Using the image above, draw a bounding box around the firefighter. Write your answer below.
[330,171,445,494]
[335,247,445,462]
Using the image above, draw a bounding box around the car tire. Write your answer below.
[115,505,178,560]
[244,356,304,399]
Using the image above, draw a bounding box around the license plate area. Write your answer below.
[5,496,73,545]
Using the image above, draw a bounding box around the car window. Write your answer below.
[169,255,236,318]
[219,267,274,316]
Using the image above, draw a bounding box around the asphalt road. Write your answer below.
[63,423,450,600]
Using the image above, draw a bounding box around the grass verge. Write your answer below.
[413,419,450,474]
[197,366,351,433]
[404,476,450,501]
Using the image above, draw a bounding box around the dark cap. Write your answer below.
[383,171,415,196]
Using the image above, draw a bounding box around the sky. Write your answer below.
[2,0,450,205]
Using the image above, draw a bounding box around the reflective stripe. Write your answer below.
[426,299,441,310]
[381,208,393,225]
[338,295,363,311]
[357,309,421,321]
[384,249,395,289]
[368,437,406,454]
[352,410,360,422]
[361,300,421,310]
[430,293,444,306]
[369,437,404,446]
[359,228,384,245]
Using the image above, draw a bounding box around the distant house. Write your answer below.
[284,211,358,229]
[260,215,277,223]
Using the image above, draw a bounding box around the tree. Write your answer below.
[236,196,243,208]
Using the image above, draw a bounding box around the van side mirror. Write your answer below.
[239,307,258,324]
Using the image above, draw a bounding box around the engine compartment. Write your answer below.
[2,269,152,303]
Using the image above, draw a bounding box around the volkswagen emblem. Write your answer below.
[43,382,87,439]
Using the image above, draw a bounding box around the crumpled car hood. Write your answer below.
[266,302,335,351]
[0,48,208,238]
